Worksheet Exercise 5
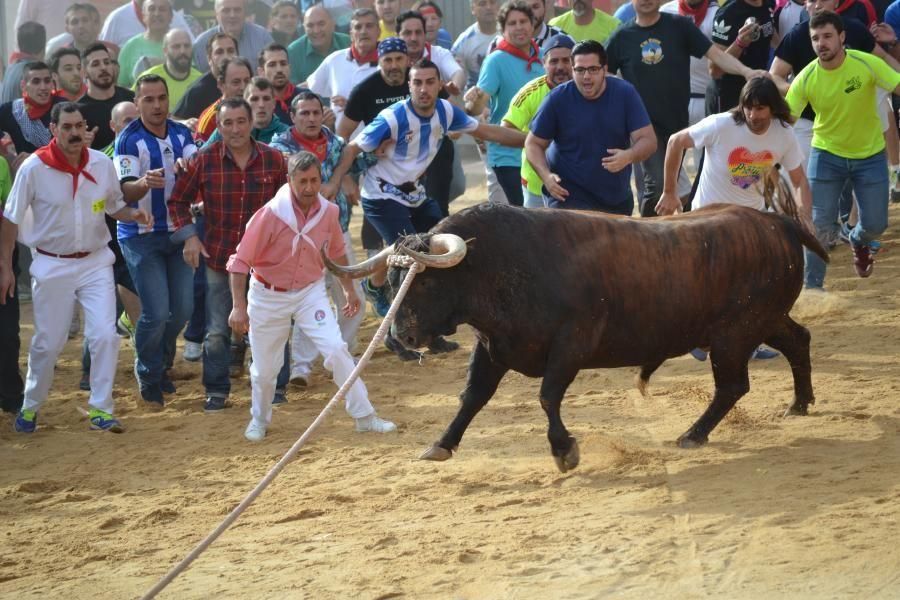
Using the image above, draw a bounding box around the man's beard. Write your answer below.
[170,55,192,73]
[90,75,113,90]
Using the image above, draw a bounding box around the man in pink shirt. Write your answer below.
[227,150,396,442]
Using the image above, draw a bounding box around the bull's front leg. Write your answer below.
[420,341,508,461]
[539,367,579,473]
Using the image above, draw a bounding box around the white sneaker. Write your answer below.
[244,420,267,442]
[183,340,203,362]
[355,413,397,433]
[290,371,310,387]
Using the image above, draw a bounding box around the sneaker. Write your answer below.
[88,409,124,433]
[362,278,390,318]
[851,242,874,278]
[751,345,779,360]
[244,420,267,442]
[14,408,36,433]
[355,413,397,433]
[272,390,287,405]
[869,240,882,256]
[290,372,309,387]
[384,332,422,362]
[838,221,852,245]
[183,340,202,362]
[428,336,459,354]
[891,187,900,204]
[689,348,708,362]
[79,373,91,391]
[140,384,164,409]
[204,396,232,413]
[160,371,176,395]
[116,312,135,339]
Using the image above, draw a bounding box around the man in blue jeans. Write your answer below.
[785,12,900,288]
[327,58,523,359]
[115,74,198,407]
[169,98,289,412]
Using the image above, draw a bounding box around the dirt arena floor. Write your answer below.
[2,189,900,599]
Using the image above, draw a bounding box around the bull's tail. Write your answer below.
[761,166,829,263]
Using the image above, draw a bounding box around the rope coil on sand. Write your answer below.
[140,261,423,600]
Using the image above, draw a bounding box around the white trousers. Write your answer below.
[290,230,363,376]
[24,248,119,414]
[248,278,374,427]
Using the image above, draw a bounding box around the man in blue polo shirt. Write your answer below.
[526,40,656,214]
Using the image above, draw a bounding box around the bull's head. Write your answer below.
[322,233,468,349]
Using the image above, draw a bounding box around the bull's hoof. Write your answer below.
[676,432,708,449]
[553,439,580,473]
[419,445,453,461]
[784,404,809,417]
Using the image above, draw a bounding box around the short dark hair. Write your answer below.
[81,42,110,64]
[17,22,46,56]
[217,57,253,84]
[66,3,99,19]
[409,58,441,80]
[258,42,289,67]
[246,76,274,94]
[809,10,844,35]
[217,97,253,120]
[351,7,379,26]
[23,61,51,79]
[50,101,83,125]
[731,76,795,127]
[498,1,535,30]
[271,0,299,17]
[412,1,443,18]
[49,47,81,74]
[206,31,239,58]
[134,73,169,95]
[571,40,607,66]
[396,10,426,34]
[291,90,324,112]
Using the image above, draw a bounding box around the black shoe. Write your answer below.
[384,332,422,362]
[272,390,287,405]
[79,373,91,391]
[141,384,164,409]
[160,371,176,394]
[204,396,232,413]
[428,336,459,354]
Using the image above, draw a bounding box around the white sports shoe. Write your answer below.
[183,341,203,362]
[289,371,310,387]
[355,414,397,433]
[244,420,267,442]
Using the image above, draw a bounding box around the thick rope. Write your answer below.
[140,263,423,600]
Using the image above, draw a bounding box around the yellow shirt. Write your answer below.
[787,49,900,159]
[503,75,552,195]
[549,9,620,44]
[379,20,395,40]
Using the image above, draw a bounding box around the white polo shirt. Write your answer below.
[3,149,126,254]
[307,48,379,133]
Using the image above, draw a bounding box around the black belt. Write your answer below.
[690,93,706,99]
[36,248,91,259]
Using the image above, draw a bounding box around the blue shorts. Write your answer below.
[361,196,444,245]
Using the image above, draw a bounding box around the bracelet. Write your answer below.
[735,37,749,49]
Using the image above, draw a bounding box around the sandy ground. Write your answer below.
[2,184,900,600]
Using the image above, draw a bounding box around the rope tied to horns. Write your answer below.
[140,258,424,599]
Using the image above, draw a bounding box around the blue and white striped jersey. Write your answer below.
[356,99,478,207]
[113,118,197,240]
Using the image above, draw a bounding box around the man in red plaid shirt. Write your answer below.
[169,97,288,413]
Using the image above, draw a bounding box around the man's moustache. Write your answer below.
[69,137,82,143]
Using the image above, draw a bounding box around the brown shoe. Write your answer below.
[852,243,874,278]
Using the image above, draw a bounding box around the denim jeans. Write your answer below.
[362,196,444,244]
[204,268,289,397]
[492,165,524,207]
[120,232,194,386]
[805,148,889,288]
[183,214,206,344]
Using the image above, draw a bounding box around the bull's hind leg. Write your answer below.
[636,359,665,398]
[539,367,580,473]
[420,341,508,461]
[677,344,752,448]
[764,316,815,416]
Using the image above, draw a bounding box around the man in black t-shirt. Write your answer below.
[173,32,238,120]
[607,0,765,216]
[77,43,135,150]
[709,0,776,113]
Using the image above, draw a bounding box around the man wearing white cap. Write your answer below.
[227,150,397,442]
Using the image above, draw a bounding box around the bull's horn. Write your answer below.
[321,243,394,279]
[402,234,467,269]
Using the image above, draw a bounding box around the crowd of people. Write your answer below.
[0,0,898,441]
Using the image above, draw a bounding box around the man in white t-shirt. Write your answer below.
[656,76,811,217]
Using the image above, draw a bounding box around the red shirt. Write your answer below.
[168,140,286,271]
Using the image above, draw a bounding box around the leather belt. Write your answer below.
[253,273,291,292]
[36,248,91,259]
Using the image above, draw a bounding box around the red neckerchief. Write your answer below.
[133,0,145,27]
[8,51,37,64]
[423,43,433,59]
[677,0,710,27]
[53,84,87,102]
[836,0,876,24]
[349,44,378,65]
[291,128,328,163]
[34,138,96,198]
[276,85,295,115]
[22,91,53,120]
[496,38,541,72]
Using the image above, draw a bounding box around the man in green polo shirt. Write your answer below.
[786,11,900,289]
[549,0,619,44]
[287,4,351,84]
[501,34,575,208]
